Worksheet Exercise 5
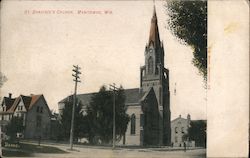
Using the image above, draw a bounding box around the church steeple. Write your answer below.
[139,1,171,146]
[148,5,161,48]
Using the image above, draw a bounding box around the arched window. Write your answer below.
[181,127,184,133]
[148,57,153,74]
[131,114,136,135]
[175,127,178,133]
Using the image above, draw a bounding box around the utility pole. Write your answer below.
[109,83,118,150]
[69,65,81,150]
[0,124,2,157]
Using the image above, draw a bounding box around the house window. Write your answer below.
[40,107,43,113]
[3,107,5,111]
[175,127,178,133]
[130,114,136,135]
[21,113,24,120]
[148,57,153,74]
[20,106,23,111]
[36,115,42,127]
[175,136,178,143]
[37,107,40,113]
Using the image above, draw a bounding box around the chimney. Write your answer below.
[9,93,12,99]
[187,114,191,120]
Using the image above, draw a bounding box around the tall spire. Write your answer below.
[148,1,160,48]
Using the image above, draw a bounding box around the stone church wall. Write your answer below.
[122,105,141,145]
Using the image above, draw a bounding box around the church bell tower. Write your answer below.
[140,5,171,146]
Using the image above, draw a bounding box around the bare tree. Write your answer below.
[0,72,7,88]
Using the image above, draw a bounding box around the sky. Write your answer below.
[0,0,206,120]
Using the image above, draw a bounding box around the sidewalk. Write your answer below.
[21,139,204,152]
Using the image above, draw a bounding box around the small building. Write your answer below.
[171,114,195,147]
[0,93,51,139]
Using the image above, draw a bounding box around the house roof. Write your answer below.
[171,117,187,123]
[2,97,15,111]
[1,94,45,113]
[21,95,32,110]
[59,88,141,107]
[191,120,207,123]
[8,97,21,113]
[29,95,43,110]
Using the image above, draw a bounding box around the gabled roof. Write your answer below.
[124,88,140,105]
[8,97,21,113]
[59,88,141,107]
[58,92,96,107]
[21,95,32,110]
[1,94,45,113]
[140,88,151,102]
[29,95,43,110]
[171,117,187,123]
[2,97,15,111]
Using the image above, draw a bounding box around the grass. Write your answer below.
[3,142,67,157]
[20,143,67,153]
[3,149,31,157]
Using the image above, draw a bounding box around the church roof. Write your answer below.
[59,88,141,107]
[124,88,140,105]
[140,88,151,102]
[148,6,161,48]
[75,93,97,106]
[58,92,96,106]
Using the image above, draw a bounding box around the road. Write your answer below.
[30,143,206,158]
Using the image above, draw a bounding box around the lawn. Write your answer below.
[3,142,67,157]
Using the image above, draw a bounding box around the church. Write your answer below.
[58,6,171,146]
